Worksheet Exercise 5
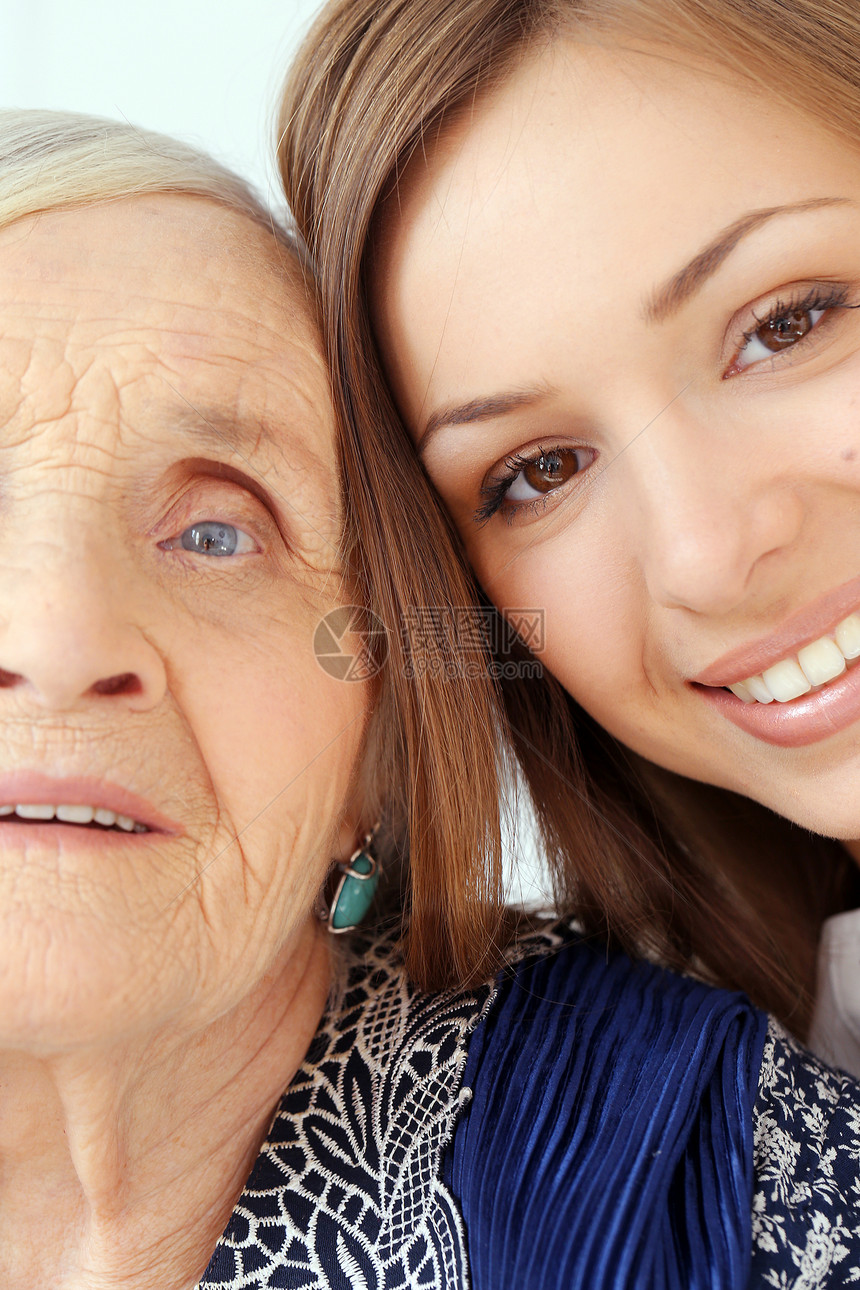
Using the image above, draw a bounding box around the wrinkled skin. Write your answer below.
[0,197,368,1287]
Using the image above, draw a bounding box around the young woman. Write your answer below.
[277,0,860,1054]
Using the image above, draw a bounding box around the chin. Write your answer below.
[0,918,181,1055]
[742,775,860,842]
[645,725,860,840]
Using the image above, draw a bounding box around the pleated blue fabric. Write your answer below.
[443,937,767,1289]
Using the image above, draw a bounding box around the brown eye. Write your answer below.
[517,449,582,496]
[754,308,814,353]
[476,444,594,524]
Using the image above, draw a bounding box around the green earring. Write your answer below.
[327,833,381,934]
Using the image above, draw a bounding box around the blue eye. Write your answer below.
[182,522,239,556]
[160,521,256,557]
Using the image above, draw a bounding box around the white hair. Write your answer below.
[0,108,292,246]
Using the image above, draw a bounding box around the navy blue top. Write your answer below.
[444,938,767,1289]
[200,927,860,1288]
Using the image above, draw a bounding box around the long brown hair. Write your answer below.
[277,0,860,1032]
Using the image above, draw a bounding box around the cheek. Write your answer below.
[178,626,367,831]
[166,624,367,989]
[546,596,651,731]
[752,368,860,481]
[469,518,644,696]
[470,516,694,765]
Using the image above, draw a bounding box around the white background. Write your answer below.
[0,0,327,208]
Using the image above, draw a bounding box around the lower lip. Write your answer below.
[695,659,860,747]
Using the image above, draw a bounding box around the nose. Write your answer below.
[0,538,167,712]
[627,415,804,616]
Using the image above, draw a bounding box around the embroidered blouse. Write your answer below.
[197,928,860,1289]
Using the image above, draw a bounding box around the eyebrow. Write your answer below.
[157,399,277,458]
[418,388,552,452]
[418,197,851,449]
[644,196,850,324]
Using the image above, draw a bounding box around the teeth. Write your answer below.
[761,658,811,702]
[0,803,147,831]
[16,804,56,820]
[728,679,756,703]
[56,804,95,825]
[745,674,774,704]
[835,614,860,659]
[727,610,860,704]
[798,637,846,687]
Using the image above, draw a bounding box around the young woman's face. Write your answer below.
[374,38,860,839]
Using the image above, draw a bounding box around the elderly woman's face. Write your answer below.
[0,197,366,1048]
[375,40,860,840]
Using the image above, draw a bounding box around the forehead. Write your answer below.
[0,195,329,454]
[376,38,853,421]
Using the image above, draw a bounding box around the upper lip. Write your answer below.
[0,773,183,834]
[692,571,860,688]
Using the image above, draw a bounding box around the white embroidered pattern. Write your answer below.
[197,934,496,1289]
[751,1018,860,1287]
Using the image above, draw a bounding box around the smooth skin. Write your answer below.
[0,197,368,1288]
[374,37,860,846]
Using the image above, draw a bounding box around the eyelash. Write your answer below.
[732,281,856,371]
[474,445,571,525]
[153,479,275,558]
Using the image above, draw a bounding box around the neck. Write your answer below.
[0,923,331,1290]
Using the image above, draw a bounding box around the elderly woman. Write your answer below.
[0,110,378,1285]
[5,106,860,1290]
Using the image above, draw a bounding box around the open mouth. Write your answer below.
[724,612,860,704]
[0,804,149,833]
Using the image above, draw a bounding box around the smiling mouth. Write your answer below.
[0,804,150,833]
[724,611,860,703]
